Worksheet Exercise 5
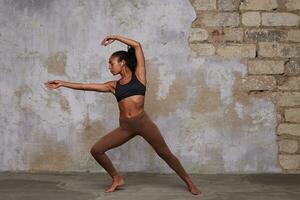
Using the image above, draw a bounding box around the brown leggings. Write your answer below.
[90,110,190,184]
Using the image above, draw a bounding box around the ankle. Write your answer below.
[112,174,122,179]
[184,176,195,186]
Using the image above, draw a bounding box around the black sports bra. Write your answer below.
[115,73,146,102]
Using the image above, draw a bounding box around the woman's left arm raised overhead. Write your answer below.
[101,35,146,84]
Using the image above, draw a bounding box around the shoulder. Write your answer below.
[104,80,118,90]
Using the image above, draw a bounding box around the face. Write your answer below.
[108,56,123,75]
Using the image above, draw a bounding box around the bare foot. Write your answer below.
[105,175,125,193]
[188,184,201,195]
[184,177,201,195]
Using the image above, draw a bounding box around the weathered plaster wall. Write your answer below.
[0,0,282,173]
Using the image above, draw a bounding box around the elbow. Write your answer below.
[133,42,141,48]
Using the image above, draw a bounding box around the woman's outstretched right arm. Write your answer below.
[44,80,114,93]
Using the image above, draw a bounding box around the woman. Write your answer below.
[44,35,201,195]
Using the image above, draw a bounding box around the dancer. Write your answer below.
[44,35,201,195]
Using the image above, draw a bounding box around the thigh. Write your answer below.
[138,117,171,154]
[91,127,136,154]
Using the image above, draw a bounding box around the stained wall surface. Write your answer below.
[0,0,282,173]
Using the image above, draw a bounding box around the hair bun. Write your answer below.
[127,45,135,56]
[127,46,137,70]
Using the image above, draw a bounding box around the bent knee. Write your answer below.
[90,146,104,155]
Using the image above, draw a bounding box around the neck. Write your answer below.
[120,68,132,80]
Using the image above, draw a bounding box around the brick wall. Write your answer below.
[189,0,300,173]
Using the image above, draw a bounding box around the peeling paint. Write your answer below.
[45,52,67,76]
[29,136,72,172]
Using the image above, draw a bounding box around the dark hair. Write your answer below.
[111,46,137,72]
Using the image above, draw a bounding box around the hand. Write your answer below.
[44,80,63,90]
[101,35,116,46]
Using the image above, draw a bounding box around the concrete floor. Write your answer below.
[0,172,299,200]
